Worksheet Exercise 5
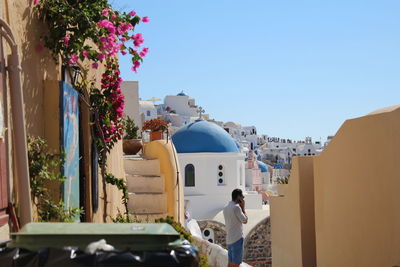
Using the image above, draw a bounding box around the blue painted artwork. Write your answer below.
[60,82,80,215]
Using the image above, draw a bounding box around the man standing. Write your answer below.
[223,189,248,267]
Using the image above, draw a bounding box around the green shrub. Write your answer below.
[155,216,192,242]
[123,115,139,139]
[28,136,83,222]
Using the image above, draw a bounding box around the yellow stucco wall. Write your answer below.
[3,0,59,137]
[1,0,125,225]
[143,140,184,224]
[314,106,400,267]
[270,156,316,267]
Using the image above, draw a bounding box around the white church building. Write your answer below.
[172,120,262,220]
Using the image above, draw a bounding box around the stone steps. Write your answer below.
[126,174,165,193]
[124,155,167,216]
[124,157,160,176]
[127,192,167,214]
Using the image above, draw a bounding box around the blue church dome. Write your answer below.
[177,91,187,96]
[172,120,240,153]
[274,163,283,169]
[258,161,268,173]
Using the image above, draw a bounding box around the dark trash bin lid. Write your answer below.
[9,223,181,251]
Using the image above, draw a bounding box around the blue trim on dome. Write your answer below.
[258,161,268,172]
[172,120,240,153]
[235,140,241,149]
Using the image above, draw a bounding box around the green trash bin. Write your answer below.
[9,222,182,251]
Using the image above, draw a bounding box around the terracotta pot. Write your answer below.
[123,139,142,155]
[150,131,163,141]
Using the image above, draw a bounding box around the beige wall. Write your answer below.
[1,1,126,226]
[0,222,8,241]
[121,81,141,129]
[272,106,400,267]
[270,156,316,267]
[314,106,400,267]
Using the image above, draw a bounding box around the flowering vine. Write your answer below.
[34,0,149,220]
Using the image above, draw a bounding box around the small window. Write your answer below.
[146,110,151,116]
[185,164,195,187]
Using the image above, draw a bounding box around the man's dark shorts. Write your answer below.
[228,237,243,264]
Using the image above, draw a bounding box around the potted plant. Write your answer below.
[142,118,169,141]
[276,176,289,196]
[122,115,142,155]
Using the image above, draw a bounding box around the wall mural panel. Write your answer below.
[60,82,80,215]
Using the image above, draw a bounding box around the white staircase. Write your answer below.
[124,156,167,221]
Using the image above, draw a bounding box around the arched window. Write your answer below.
[185,164,195,187]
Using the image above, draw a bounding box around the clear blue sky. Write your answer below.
[112,0,400,141]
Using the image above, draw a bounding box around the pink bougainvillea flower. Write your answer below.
[142,16,150,23]
[97,53,105,61]
[111,13,117,21]
[82,50,89,58]
[97,19,116,34]
[129,10,136,17]
[68,54,78,65]
[121,50,127,55]
[132,33,144,48]
[101,8,109,16]
[139,47,149,57]
[33,0,40,5]
[92,62,99,69]
[63,36,70,47]
[131,60,141,72]
[118,23,133,34]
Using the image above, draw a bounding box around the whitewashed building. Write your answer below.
[121,81,142,129]
[158,91,210,128]
[139,100,157,121]
[172,120,262,220]
[260,136,323,168]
